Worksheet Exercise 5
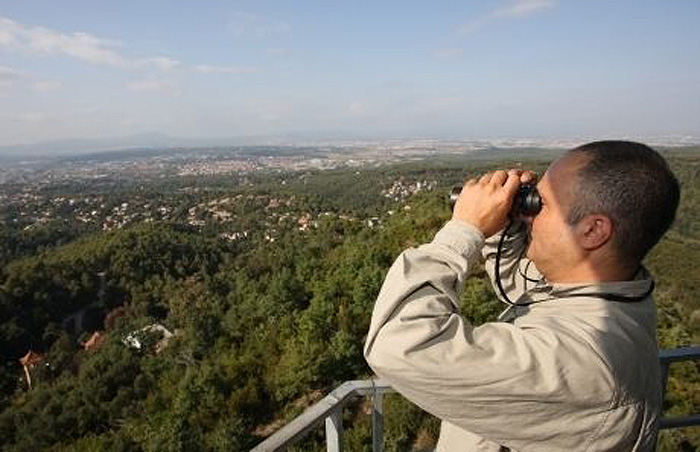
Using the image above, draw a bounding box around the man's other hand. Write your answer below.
[452,169,536,238]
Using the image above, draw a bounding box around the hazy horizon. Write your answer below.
[3,130,700,159]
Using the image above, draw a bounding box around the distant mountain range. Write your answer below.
[0,133,297,160]
[0,131,427,159]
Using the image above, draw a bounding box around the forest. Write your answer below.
[0,149,698,451]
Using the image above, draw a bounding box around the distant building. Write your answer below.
[82,331,105,351]
[123,324,174,354]
[19,351,45,390]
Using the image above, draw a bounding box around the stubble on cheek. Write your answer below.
[524,222,535,260]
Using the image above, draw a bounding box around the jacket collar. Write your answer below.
[516,266,654,305]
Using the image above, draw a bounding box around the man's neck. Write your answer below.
[546,259,638,284]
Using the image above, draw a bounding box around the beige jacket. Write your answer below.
[364,220,661,451]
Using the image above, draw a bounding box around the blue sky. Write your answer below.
[1,0,699,146]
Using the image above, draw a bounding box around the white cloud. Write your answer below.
[0,65,63,93]
[0,17,130,67]
[12,112,50,123]
[494,0,558,18]
[138,56,182,70]
[459,0,557,35]
[348,100,368,116]
[423,97,465,110]
[0,65,25,82]
[266,47,291,56]
[434,48,463,61]
[230,12,291,37]
[33,80,62,92]
[0,16,181,70]
[193,64,258,74]
[0,13,264,77]
[0,16,257,77]
[38,31,127,66]
[0,66,28,92]
[0,17,19,46]
[126,78,180,96]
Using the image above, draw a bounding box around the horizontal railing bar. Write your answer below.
[251,379,393,452]
[347,380,394,397]
[252,348,700,451]
[658,346,700,363]
[660,414,700,429]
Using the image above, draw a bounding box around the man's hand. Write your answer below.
[453,169,537,238]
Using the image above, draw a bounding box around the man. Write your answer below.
[364,141,680,451]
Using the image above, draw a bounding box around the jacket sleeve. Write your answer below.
[363,220,592,447]
[482,219,542,304]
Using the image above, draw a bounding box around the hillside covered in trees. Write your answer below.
[0,149,698,451]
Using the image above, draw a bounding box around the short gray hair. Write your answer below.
[566,141,680,263]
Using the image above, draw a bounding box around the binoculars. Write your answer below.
[449,183,542,216]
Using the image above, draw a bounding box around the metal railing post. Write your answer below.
[326,410,343,452]
[372,391,384,452]
[659,361,670,402]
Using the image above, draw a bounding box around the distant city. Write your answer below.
[2,135,699,182]
[0,140,465,238]
[1,137,697,238]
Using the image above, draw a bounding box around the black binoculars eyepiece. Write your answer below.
[449,183,542,216]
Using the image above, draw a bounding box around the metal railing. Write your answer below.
[658,346,700,429]
[251,380,393,452]
[252,346,700,452]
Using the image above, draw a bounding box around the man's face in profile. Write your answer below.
[525,153,586,281]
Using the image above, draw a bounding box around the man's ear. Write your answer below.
[576,214,613,250]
